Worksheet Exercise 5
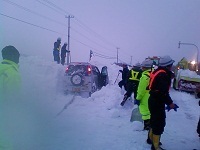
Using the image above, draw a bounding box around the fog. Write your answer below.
[1,0,200,64]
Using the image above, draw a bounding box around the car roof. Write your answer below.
[68,62,92,66]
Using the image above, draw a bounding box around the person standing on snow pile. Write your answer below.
[53,37,61,64]
[147,55,179,150]
[135,59,154,130]
[61,42,70,65]
[120,63,142,106]
[0,45,21,100]
[118,64,129,91]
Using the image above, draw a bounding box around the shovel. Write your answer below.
[130,107,143,122]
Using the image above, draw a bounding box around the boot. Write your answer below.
[147,129,162,145]
[151,134,164,150]
[120,95,128,106]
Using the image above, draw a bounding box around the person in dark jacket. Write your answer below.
[120,63,142,106]
[118,64,129,91]
[61,42,70,65]
[197,100,200,137]
[147,56,179,150]
[53,37,61,64]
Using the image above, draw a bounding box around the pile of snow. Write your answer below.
[179,69,200,79]
[0,56,199,150]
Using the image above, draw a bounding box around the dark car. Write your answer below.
[64,62,109,97]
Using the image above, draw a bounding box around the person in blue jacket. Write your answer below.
[53,37,61,64]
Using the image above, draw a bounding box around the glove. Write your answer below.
[166,103,179,112]
[134,99,140,106]
[119,70,123,73]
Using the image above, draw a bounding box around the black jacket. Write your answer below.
[54,41,61,51]
[149,66,173,105]
[120,67,129,81]
[61,44,67,57]
[148,66,173,118]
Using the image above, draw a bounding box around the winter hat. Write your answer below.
[2,45,20,64]
[2,45,20,59]
[57,37,61,41]
[141,59,153,68]
[133,62,141,68]
[159,56,175,67]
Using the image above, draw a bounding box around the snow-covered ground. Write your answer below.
[0,56,199,150]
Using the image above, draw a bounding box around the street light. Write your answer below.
[178,41,199,71]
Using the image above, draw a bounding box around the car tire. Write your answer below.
[71,73,84,86]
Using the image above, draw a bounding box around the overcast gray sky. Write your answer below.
[1,0,200,64]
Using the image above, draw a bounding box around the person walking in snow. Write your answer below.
[61,42,70,65]
[120,63,142,106]
[147,56,179,150]
[135,59,153,130]
[118,64,129,91]
[0,45,21,100]
[53,37,61,64]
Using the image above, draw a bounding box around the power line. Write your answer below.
[3,0,67,27]
[36,0,64,15]
[40,0,71,15]
[37,0,119,53]
[2,0,130,62]
[0,12,127,62]
[0,12,67,36]
[74,18,117,49]
[93,51,116,59]
[71,27,116,54]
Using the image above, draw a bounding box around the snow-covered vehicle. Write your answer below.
[173,57,200,93]
[64,62,109,97]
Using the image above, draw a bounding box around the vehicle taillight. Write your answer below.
[87,66,92,75]
[65,67,69,73]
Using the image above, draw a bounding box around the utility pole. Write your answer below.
[65,15,74,64]
[130,56,132,66]
[116,47,119,64]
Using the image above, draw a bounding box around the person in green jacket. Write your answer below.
[0,45,21,149]
[0,45,21,100]
[135,59,153,130]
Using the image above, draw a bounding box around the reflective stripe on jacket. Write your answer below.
[129,70,141,81]
[149,70,166,90]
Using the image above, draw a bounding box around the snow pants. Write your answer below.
[53,50,60,64]
[125,80,139,99]
[148,94,166,135]
[118,80,127,91]
[61,56,65,65]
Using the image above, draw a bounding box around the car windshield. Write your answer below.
[66,65,87,75]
